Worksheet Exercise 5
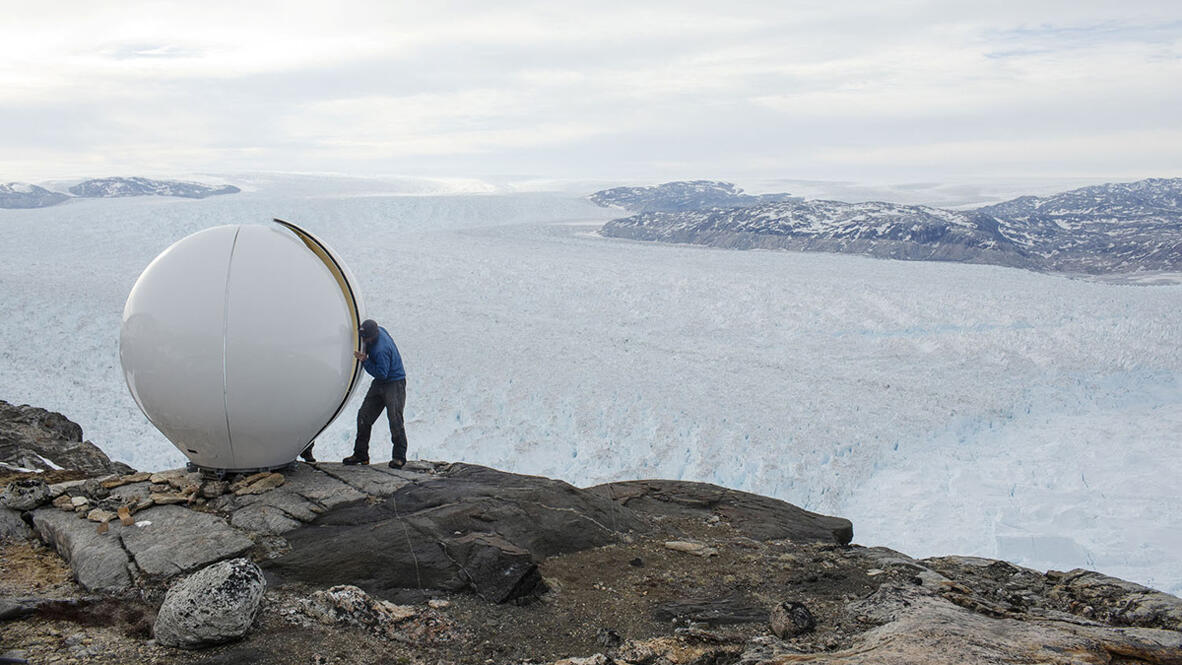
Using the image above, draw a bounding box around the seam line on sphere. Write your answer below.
[221,225,242,465]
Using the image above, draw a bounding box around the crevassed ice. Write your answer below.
[0,189,1179,596]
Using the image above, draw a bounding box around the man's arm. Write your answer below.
[363,346,393,379]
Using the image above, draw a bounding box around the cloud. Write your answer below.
[0,1,1179,182]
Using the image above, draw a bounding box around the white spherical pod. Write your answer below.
[120,219,365,472]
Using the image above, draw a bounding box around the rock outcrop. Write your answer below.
[3,421,1179,665]
[0,400,133,475]
[264,463,650,603]
[730,582,1182,665]
[0,505,30,541]
[31,507,136,593]
[590,479,853,545]
[23,461,856,607]
[153,558,266,649]
[2,478,51,511]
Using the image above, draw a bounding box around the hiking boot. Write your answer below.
[342,455,369,465]
[388,458,406,469]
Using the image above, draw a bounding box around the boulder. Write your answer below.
[0,400,133,475]
[444,532,543,603]
[664,540,719,557]
[30,507,133,592]
[2,478,51,510]
[590,479,853,545]
[770,601,816,638]
[120,505,253,578]
[107,481,153,504]
[153,558,266,649]
[301,584,454,644]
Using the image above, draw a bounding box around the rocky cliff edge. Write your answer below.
[1,403,1179,665]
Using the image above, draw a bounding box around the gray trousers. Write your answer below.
[353,379,408,460]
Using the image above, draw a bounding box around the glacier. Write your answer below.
[0,182,1179,595]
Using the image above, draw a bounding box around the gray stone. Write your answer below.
[230,504,302,536]
[120,505,253,578]
[317,463,414,496]
[2,478,51,511]
[280,465,368,510]
[0,506,31,541]
[153,558,265,649]
[79,478,111,500]
[107,481,153,504]
[223,466,367,536]
[47,479,87,498]
[30,507,133,592]
[86,508,116,523]
[770,601,816,638]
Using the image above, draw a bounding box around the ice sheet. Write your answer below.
[1,189,1179,595]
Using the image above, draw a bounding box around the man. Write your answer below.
[342,318,408,468]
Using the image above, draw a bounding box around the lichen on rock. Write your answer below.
[153,558,266,649]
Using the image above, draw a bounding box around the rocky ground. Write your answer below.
[3,403,1182,664]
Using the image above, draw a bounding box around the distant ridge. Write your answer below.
[68,176,240,199]
[0,176,241,209]
[588,180,800,213]
[0,182,70,209]
[594,178,1182,274]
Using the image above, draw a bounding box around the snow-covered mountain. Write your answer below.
[597,178,1182,274]
[588,180,800,213]
[68,177,241,199]
[0,182,70,209]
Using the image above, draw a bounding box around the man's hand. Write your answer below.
[353,350,367,361]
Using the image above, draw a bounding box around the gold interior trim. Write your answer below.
[273,218,363,409]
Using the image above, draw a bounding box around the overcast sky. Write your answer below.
[1,1,1179,189]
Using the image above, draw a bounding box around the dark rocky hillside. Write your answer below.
[595,178,1182,274]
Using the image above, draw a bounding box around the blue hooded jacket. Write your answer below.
[362,326,406,382]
